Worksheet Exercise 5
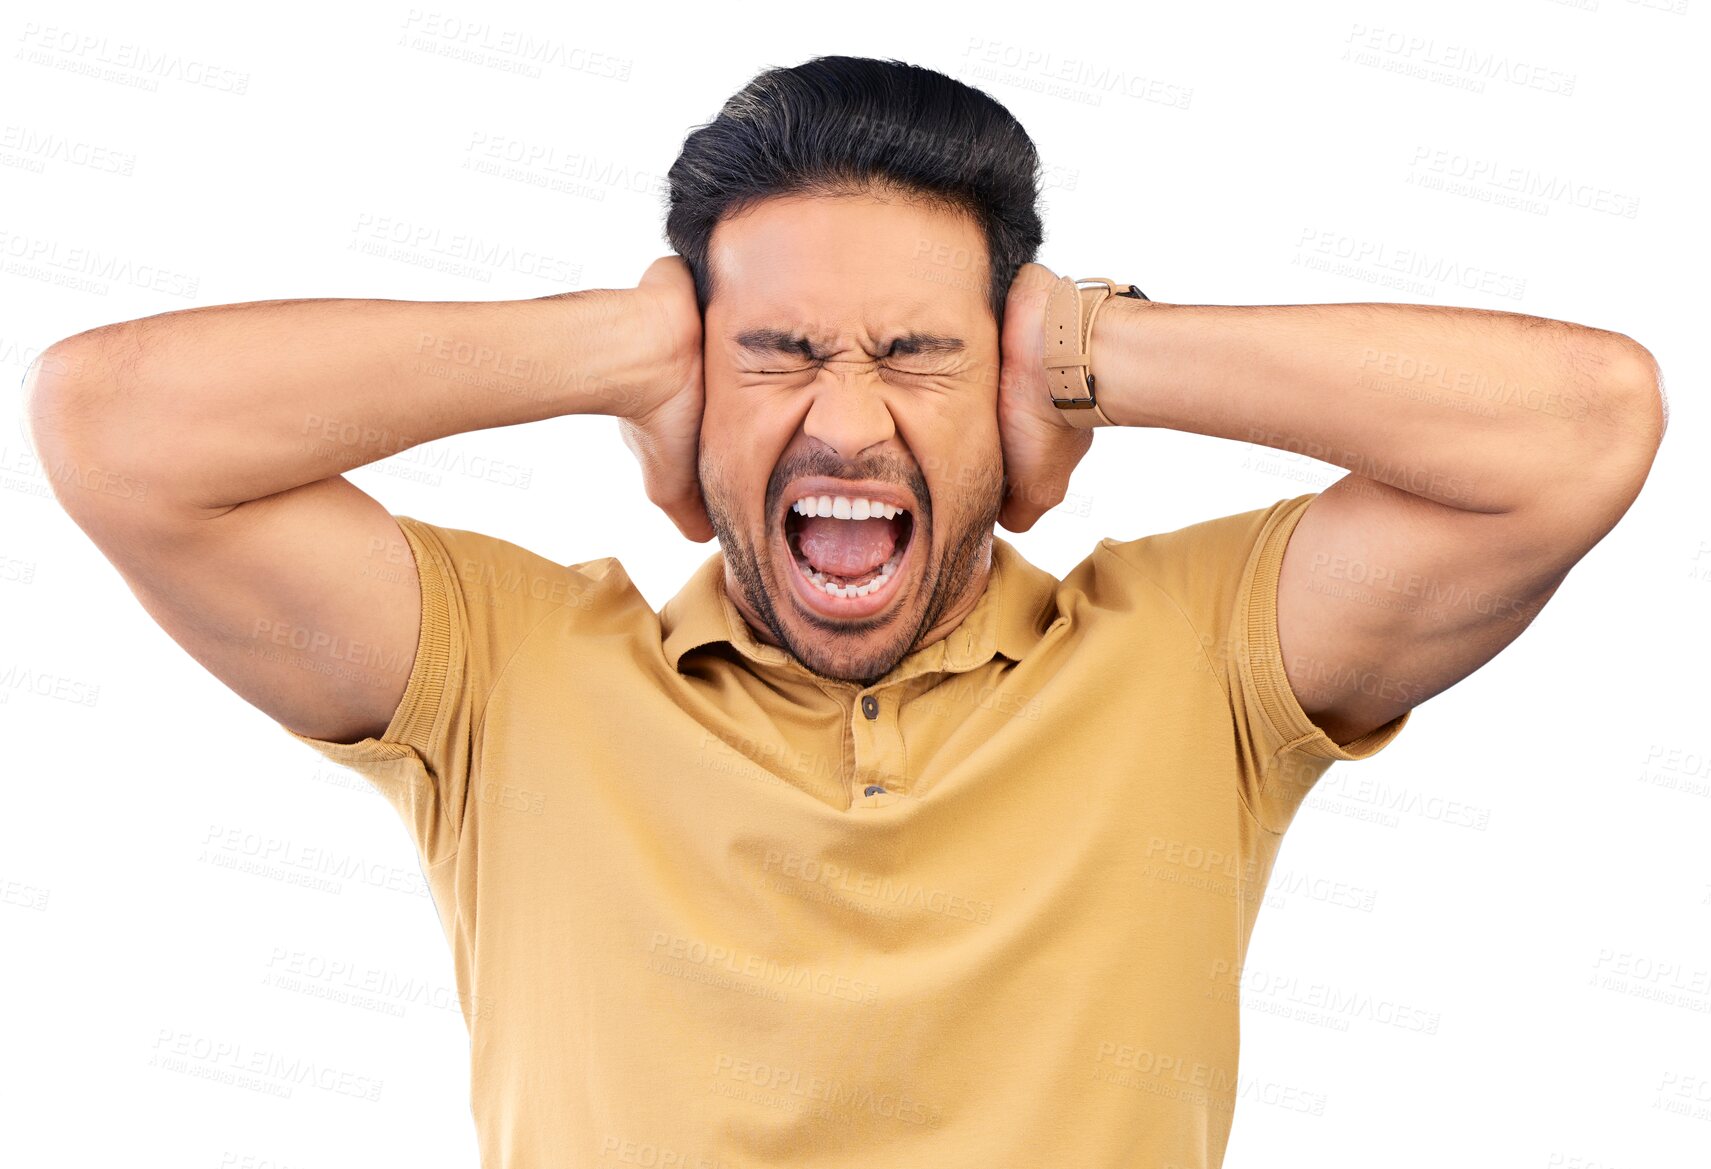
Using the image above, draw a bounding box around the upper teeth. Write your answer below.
[791,495,905,520]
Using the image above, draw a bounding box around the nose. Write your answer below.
[800,361,897,463]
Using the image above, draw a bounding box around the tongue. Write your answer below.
[797,516,897,579]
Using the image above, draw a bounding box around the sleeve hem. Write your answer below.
[1243,494,1412,764]
[278,515,455,763]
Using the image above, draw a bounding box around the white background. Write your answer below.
[3,0,1707,1165]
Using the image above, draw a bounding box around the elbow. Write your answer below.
[1597,333,1667,450]
[24,336,97,452]
[1574,333,1665,523]
[22,332,129,519]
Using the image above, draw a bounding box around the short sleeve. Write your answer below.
[1098,493,1411,834]
[273,514,613,864]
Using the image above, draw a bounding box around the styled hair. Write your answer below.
[664,55,1045,324]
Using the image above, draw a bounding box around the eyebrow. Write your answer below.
[734,328,965,361]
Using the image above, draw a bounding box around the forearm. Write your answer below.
[1089,298,1663,515]
[26,289,657,515]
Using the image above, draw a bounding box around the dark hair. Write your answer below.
[664,55,1045,324]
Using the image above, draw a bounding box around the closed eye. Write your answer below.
[750,362,946,376]
[735,328,967,376]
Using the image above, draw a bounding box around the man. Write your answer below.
[26,54,1663,1168]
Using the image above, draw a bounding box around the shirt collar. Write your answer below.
[660,536,1060,679]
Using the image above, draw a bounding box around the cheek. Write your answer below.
[696,415,790,515]
[895,408,1000,493]
[702,383,796,451]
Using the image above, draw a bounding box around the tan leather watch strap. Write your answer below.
[1042,276,1149,429]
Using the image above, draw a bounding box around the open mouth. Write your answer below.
[781,495,917,615]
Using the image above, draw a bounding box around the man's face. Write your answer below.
[697,191,1005,687]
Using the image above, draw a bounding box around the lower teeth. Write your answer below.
[799,542,905,600]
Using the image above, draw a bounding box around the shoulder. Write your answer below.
[1090,494,1316,606]
[1043,494,1319,656]
[394,515,644,628]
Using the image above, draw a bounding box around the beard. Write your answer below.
[698,448,1006,687]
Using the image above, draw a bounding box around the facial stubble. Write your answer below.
[698,449,1006,687]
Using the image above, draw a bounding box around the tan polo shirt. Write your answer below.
[279,490,1410,1167]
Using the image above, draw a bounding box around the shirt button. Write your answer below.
[860,695,878,719]
[864,785,886,796]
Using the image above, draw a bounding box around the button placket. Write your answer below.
[852,687,908,801]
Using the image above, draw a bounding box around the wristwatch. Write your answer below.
[1042,276,1149,429]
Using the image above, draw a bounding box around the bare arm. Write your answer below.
[1089,296,1665,743]
[23,261,703,744]
[29,290,664,518]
